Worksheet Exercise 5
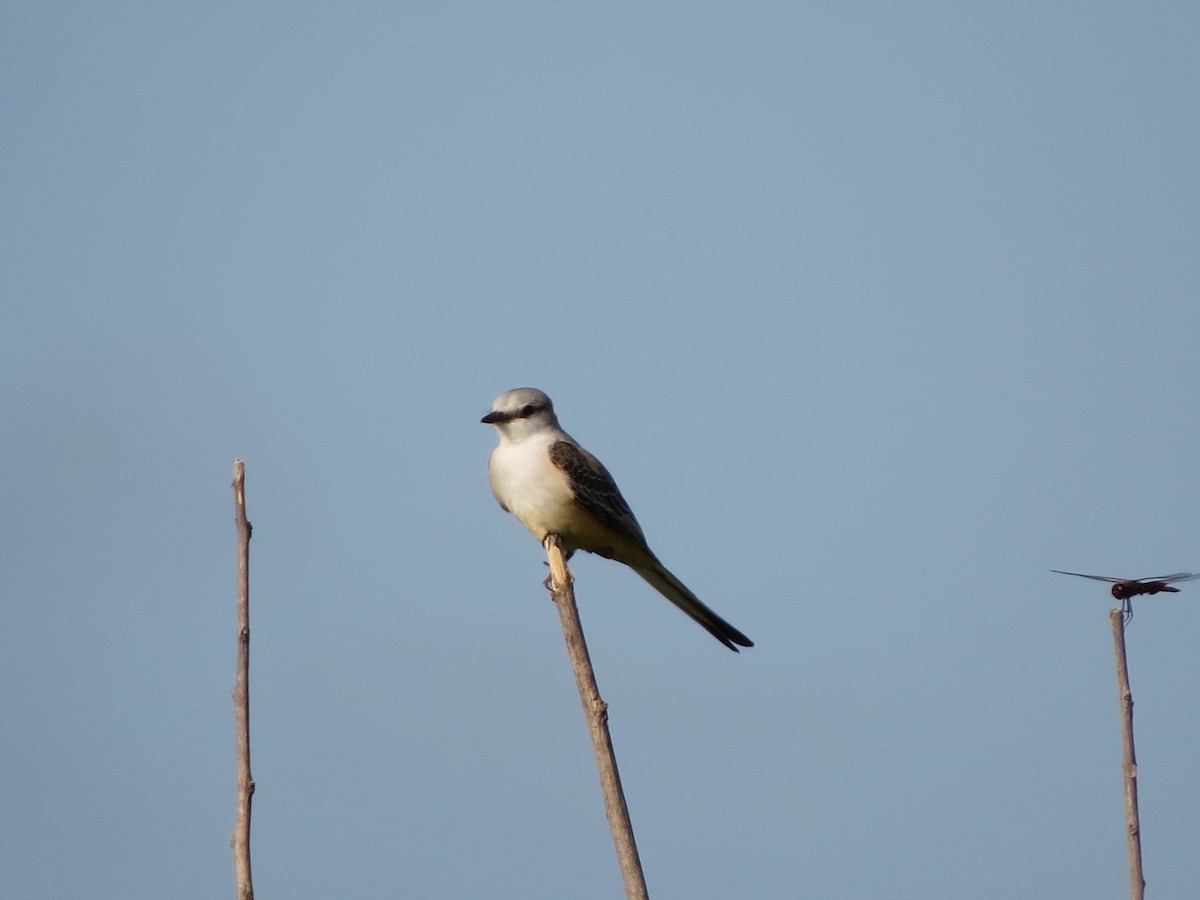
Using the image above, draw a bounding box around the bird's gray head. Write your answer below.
[481,387,560,436]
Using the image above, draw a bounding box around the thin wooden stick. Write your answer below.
[231,461,255,900]
[1110,608,1144,900]
[543,536,650,900]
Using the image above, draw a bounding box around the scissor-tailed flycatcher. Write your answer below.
[481,387,753,651]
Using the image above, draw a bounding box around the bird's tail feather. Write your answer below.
[633,561,753,651]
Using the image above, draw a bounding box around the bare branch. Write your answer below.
[1110,609,1144,900]
[543,536,649,900]
[231,461,255,900]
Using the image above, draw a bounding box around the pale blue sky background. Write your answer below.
[3,3,1199,898]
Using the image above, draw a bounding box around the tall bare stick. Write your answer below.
[231,461,255,900]
[1110,609,1144,900]
[543,536,650,900]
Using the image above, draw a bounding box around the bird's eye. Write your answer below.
[519,404,536,417]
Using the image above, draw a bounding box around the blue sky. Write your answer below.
[3,3,1199,898]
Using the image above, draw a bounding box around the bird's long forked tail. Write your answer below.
[634,561,753,651]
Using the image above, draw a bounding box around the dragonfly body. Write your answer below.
[1108,579,1180,601]
[1051,569,1200,616]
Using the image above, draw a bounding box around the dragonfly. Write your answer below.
[1051,570,1200,619]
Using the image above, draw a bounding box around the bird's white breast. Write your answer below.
[487,433,576,542]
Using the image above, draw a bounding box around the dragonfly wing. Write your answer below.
[1148,572,1200,584]
[1050,569,1122,583]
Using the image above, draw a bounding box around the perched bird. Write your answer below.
[481,387,753,651]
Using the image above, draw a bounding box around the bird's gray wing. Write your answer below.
[548,440,647,545]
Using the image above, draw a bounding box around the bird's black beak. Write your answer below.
[481,410,508,424]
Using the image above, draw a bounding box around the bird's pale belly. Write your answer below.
[505,487,577,543]
[490,452,575,542]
